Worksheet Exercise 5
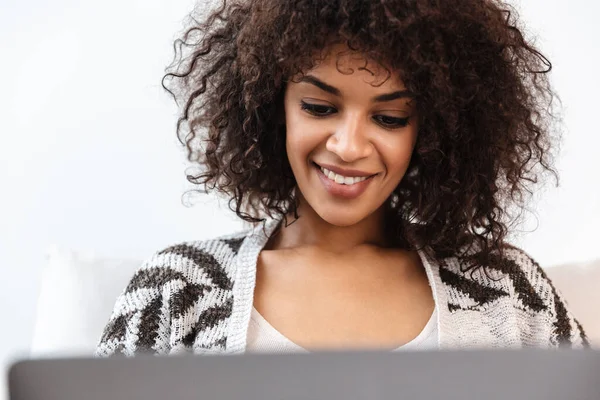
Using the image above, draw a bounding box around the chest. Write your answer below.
[252,248,435,351]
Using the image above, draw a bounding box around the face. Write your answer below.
[283,44,419,227]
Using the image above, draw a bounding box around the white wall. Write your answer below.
[0,0,245,387]
[511,0,600,265]
[0,0,598,392]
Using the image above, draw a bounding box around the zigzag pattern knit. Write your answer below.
[96,219,589,356]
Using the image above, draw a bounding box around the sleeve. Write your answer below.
[545,278,590,349]
[506,245,590,349]
[94,264,172,357]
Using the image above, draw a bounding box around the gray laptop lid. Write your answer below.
[8,350,600,400]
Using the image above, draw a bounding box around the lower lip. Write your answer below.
[314,164,376,199]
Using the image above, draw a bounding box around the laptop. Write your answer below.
[8,349,600,400]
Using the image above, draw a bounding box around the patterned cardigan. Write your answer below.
[96,219,589,356]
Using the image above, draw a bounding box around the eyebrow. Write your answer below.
[298,75,415,102]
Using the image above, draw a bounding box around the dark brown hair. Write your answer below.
[163,0,560,269]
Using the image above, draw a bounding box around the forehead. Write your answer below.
[301,43,405,90]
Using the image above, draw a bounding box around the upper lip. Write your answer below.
[314,162,377,177]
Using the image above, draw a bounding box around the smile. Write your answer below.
[313,162,377,199]
[319,166,370,185]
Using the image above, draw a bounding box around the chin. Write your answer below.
[312,203,371,227]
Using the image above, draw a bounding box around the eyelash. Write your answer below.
[299,101,411,129]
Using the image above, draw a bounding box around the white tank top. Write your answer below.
[246,306,439,353]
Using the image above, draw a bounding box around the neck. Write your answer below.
[267,194,389,254]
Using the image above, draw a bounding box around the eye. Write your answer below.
[373,115,410,129]
[300,101,337,116]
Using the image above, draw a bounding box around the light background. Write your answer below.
[1,0,598,392]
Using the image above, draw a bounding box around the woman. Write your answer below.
[96,0,589,356]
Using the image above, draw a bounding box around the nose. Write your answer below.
[325,112,373,162]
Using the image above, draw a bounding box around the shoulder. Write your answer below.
[436,243,589,348]
[437,242,558,308]
[132,229,250,289]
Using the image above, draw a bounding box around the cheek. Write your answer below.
[285,112,323,161]
[285,113,303,148]
[378,131,418,177]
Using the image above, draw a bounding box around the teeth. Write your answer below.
[320,166,369,185]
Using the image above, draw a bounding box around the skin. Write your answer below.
[253,44,435,351]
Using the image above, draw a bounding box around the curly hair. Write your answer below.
[162,0,560,269]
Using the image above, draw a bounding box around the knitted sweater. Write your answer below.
[96,219,589,357]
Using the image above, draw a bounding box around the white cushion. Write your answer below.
[30,246,141,357]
